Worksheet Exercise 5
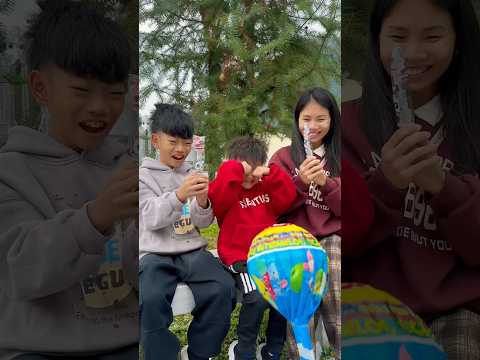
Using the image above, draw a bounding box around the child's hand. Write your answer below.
[194,172,210,208]
[176,173,209,204]
[241,161,253,175]
[252,166,270,180]
[88,160,139,233]
[299,157,323,185]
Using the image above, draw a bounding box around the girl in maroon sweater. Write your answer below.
[270,87,341,359]
[342,0,480,357]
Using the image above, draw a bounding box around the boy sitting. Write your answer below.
[0,1,139,359]
[139,104,236,360]
[208,136,297,360]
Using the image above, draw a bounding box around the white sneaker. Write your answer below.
[179,345,213,360]
[228,340,238,360]
[256,343,266,360]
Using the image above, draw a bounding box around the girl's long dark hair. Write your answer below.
[361,0,480,174]
[291,87,341,176]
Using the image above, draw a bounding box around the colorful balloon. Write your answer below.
[247,224,329,360]
[342,283,447,360]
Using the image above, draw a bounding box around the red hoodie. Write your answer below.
[269,146,341,238]
[341,159,374,257]
[342,99,480,319]
[208,160,296,266]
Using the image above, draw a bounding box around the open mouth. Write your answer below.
[172,154,185,161]
[78,120,108,134]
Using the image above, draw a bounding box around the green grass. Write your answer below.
[200,223,220,250]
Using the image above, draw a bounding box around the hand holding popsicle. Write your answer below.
[175,173,209,203]
[299,157,324,186]
[412,156,445,194]
[314,170,328,187]
[195,183,209,209]
[87,160,139,233]
[380,125,440,190]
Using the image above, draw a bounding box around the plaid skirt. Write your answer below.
[285,234,341,360]
[430,308,480,360]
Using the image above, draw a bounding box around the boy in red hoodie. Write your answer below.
[208,136,296,360]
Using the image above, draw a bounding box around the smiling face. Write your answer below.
[29,64,127,151]
[153,132,193,169]
[298,99,331,149]
[379,0,456,107]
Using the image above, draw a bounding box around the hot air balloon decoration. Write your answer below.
[342,283,447,360]
[247,224,329,360]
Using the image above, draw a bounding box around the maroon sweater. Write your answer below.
[269,146,341,238]
[342,99,480,319]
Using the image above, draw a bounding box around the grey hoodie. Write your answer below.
[0,127,138,359]
[139,158,213,259]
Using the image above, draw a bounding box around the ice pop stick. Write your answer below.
[192,135,206,172]
[391,47,414,126]
[304,122,314,157]
[192,135,208,179]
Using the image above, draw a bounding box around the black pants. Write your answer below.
[139,249,236,360]
[12,344,138,360]
[234,273,287,360]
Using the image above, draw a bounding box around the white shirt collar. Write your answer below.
[414,95,443,127]
[313,144,326,157]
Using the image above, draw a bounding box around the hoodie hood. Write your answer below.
[0,126,129,166]
[140,156,191,174]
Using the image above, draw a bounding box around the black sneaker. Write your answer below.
[260,344,281,360]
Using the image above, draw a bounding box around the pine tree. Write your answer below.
[140,0,340,172]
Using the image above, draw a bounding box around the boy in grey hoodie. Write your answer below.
[0,1,138,359]
[139,104,236,360]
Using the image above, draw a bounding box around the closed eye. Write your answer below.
[71,86,89,92]
[390,35,406,41]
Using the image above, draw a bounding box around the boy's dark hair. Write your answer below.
[24,0,131,83]
[227,136,268,165]
[150,103,194,139]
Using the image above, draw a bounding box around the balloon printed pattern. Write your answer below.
[247,224,329,360]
